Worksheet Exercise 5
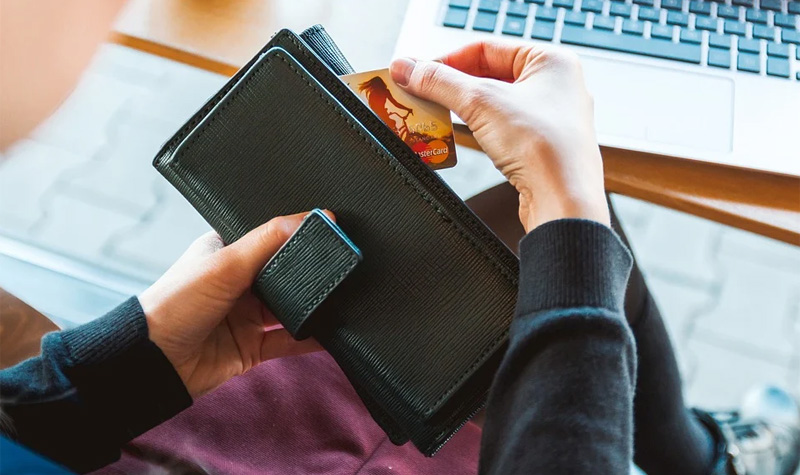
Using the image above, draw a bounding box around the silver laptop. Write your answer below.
[394,0,800,176]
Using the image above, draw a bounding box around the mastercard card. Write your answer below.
[341,68,457,170]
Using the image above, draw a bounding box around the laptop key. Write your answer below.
[609,2,633,17]
[506,2,530,17]
[737,52,760,73]
[473,11,498,31]
[660,0,683,11]
[759,0,781,12]
[667,11,690,26]
[553,0,575,7]
[731,0,753,6]
[782,29,800,44]
[444,7,470,28]
[689,1,712,15]
[478,0,501,12]
[449,0,472,8]
[524,0,546,4]
[622,18,646,34]
[753,25,776,40]
[594,15,617,30]
[680,28,703,43]
[638,7,661,21]
[560,25,702,63]
[531,20,556,39]
[717,5,740,19]
[774,14,797,30]
[766,42,789,57]
[633,0,655,6]
[708,48,732,68]
[564,10,588,25]
[745,8,768,24]
[651,23,675,39]
[766,57,790,77]
[709,33,732,48]
[695,16,719,31]
[723,20,747,35]
[581,0,604,13]
[536,6,558,21]
[502,16,527,35]
[790,2,800,15]
[738,37,760,53]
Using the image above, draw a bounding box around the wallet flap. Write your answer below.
[253,209,361,340]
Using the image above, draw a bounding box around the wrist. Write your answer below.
[523,188,610,232]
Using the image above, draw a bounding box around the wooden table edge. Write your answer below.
[109,31,800,247]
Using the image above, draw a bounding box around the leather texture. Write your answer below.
[153,28,519,456]
[298,25,355,76]
[253,209,361,340]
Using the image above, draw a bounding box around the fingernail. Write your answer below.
[390,57,416,87]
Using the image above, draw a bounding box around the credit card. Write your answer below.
[341,68,457,170]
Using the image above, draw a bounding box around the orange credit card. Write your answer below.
[341,68,457,170]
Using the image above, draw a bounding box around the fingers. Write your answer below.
[390,57,487,121]
[436,41,537,81]
[260,329,323,362]
[214,210,335,290]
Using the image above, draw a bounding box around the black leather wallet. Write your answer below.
[153,26,519,455]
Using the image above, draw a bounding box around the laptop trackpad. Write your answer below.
[582,56,734,153]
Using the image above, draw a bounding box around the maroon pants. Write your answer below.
[97,351,480,474]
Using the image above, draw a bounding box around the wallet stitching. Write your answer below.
[258,221,315,278]
[274,52,517,285]
[267,52,512,416]
[166,47,510,421]
[256,216,358,336]
[284,35,518,283]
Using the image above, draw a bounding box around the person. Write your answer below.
[0,4,798,473]
[358,76,414,136]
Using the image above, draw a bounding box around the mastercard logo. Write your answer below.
[411,140,449,164]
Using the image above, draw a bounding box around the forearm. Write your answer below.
[0,298,191,473]
[479,219,636,475]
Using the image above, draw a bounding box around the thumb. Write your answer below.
[390,58,483,122]
[214,210,334,292]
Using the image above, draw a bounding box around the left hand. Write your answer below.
[138,211,325,398]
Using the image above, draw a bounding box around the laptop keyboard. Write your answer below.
[442,0,799,80]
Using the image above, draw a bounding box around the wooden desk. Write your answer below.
[112,0,800,246]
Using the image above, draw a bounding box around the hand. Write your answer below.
[138,212,325,398]
[390,42,609,232]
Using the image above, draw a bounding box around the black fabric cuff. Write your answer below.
[53,297,192,444]
[517,219,633,316]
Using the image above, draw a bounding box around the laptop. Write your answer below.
[394,0,800,177]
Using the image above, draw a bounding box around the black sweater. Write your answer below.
[0,219,635,474]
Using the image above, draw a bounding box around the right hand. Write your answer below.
[390,42,610,233]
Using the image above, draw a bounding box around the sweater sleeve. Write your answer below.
[0,297,192,473]
[479,219,637,475]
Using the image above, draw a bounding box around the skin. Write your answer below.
[390,42,610,232]
[138,212,325,398]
